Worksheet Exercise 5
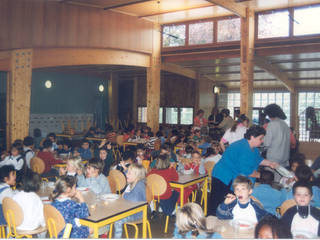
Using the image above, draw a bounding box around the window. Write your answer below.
[227,92,240,118]
[159,107,163,124]
[294,6,320,36]
[258,10,289,39]
[137,107,163,123]
[180,108,193,125]
[162,24,186,47]
[298,92,320,141]
[217,18,241,42]
[165,107,178,124]
[189,21,213,45]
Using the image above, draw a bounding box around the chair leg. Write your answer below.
[147,220,152,238]
[109,223,113,239]
[0,226,5,238]
[124,224,129,238]
[164,215,169,233]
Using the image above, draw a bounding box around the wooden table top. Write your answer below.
[171,173,208,184]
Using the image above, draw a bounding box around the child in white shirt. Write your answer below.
[0,143,24,182]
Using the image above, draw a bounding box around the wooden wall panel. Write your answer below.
[0,0,153,54]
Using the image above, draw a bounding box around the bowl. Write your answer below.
[100,193,120,201]
[183,169,194,175]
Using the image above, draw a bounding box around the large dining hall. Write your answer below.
[1,0,320,239]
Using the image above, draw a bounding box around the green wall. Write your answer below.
[31,71,108,114]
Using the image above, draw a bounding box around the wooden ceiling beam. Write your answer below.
[161,62,196,79]
[103,0,152,10]
[254,56,295,92]
[205,0,246,18]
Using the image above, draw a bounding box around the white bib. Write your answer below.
[291,210,319,237]
[232,201,258,224]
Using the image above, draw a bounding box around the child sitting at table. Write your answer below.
[279,153,304,189]
[252,169,285,216]
[113,164,147,238]
[255,215,292,238]
[173,202,222,239]
[78,139,92,160]
[59,156,83,177]
[281,181,320,237]
[77,158,111,195]
[13,171,45,234]
[47,132,58,151]
[148,155,179,218]
[150,143,177,168]
[99,144,114,177]
[23,136,35,169]
[203,148,221,164]
[51,175,90,238]
[0,143,24,183]
[136,144,147,165]
[58,140,72,155]
[216,175,268,223]
[0,165,16,225]
[37,139,64,179]
[114,151,134,175]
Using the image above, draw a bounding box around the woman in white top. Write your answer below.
[12,171,45,232]
[220,114,249,152]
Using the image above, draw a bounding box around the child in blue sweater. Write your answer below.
[113,163,146,238]
[77,158,111,195]
[217,175,268,223]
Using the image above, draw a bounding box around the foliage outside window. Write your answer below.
[162,25,186,47]
[294,6,320,36]
[189,21,213,45]
[217,18,241,42]
[180,108,193,125]
[258,11,289,39]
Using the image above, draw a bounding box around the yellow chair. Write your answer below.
[278,199,296,216]
[146,174,172,233]
[44,204,72,238]
[30,156,49,182]
[108,169,127,195]
[2,197,47,238]
[141,160,151,171]
[200,161,216,206]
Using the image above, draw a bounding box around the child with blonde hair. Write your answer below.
[113,163,146,238]
[51,175,90,238]
[174,202,221,238]
[59,156,83,177]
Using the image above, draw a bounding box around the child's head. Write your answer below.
[289,153,305,172]
[0,165,16,186]
[176,203,207,237]
[160,144,170,155]
[51,175,77,200]
[194,129,201,137]
[136,144,145,156]
[63,140,72,151]
[255,215,292,239]
[293,181,313,206]
[185,145,194,154]
[10,144,20,157]
[123,151,135,163]
[57,140,64,150]
[126,163,146,188]
[295,165,313,182]
[47,132,56,142]
[204,148,216,158]
[155,154,170,170]
[232,175,253,204]
[99,148,108,160]
[86,158,103,177]
[66,157,83,174]
[43,138,53,150]
[260,169,274,186]
[81,139,90,150]
[191,151,201,165]
[23,136,34,147]
[33,128,42,138]
[21,170,41,193]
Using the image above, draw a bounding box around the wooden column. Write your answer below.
[146,23,161,133]
[240,8,255,119]
[6,49,33,146]
[132,76,138,127]
[290,90,298,130]
[107,72,119,130]
[194,71,200,114]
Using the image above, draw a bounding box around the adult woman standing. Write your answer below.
[207,125,278,216]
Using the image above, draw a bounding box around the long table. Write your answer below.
[170,173,208,215]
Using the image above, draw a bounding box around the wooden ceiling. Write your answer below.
[48,0,320,90]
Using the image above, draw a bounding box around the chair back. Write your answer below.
[146,174,167,199]
[2,197,23,228]
[279,199,296,216]
[30,157,46,174]
[204,161,215,177]
[44,204,66,238]
[250,196,263,208]
[116,135,124,147]
[108,170,127,194]
[142,160,150,171]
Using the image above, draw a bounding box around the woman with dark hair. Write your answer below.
[263,104,290,169]
[207,125,279,216]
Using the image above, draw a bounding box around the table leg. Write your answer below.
[142,205,147,238]
[204,177,208,215]
[180,187,184,207]
[93,225,99,238]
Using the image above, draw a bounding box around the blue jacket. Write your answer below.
[252,184,286,216]
[77,174,111,195]
[212,139,263,186]
[217,198,268,221]
[78,148,92,160]
[123,180,146,220]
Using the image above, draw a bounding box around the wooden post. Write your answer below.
[108,72,119,130]
[240,8,255,119]
[132,76,138,127]
[6,49,33,147]
[194,71,200,115]
[146,23,161,133]
[291,90,298,130]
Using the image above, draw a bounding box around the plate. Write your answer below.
[77,187,89,191]
[230,219,255,230]
[183,169,194,175]
[100,193,120,201]
[292,231,317,239]
[40,196,49,201]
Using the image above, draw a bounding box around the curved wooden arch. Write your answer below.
[0,47,151,71]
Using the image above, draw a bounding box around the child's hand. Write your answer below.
[59,167,67,176]
[74,190,85,203]
[106,143,112,150]
[224,193,236,204]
